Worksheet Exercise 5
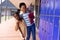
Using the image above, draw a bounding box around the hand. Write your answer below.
[22,33,25,38]
[23,38,25,40]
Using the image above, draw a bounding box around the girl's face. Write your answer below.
[20,5,26,13]
[14,14,19,20]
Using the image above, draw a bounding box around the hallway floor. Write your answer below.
[0,17,39,40]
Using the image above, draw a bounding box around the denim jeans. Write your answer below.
[26,23,36,40]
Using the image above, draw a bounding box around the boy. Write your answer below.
[19,3,36,40]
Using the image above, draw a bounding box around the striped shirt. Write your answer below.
[19,11,34,26]
[22,13,31,26]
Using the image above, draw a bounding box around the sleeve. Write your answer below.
[29,12,34,19]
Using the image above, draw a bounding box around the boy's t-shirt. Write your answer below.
[19,12,34,26]
[22,13,31,26]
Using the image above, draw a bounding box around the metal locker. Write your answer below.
[39,0,60,40]
[53,17,59,40]
[46,16,54,40]
[39,16,47,40]
[55,0,60,16]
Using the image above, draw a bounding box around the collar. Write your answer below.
[19,11,24,15]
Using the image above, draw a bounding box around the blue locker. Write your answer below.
[39,16,47,40]
[46,0,54,15]
[53,17,59,40]
[39,16,54,40]
[39,0,59,40]
[40,0,47,15]
[55,9,60,16]
[46,16,54,40]
[55,1,60,16]
[59,19,60,40]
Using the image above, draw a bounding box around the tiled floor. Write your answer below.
[0,17,39,40]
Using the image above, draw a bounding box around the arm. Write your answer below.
[17,21,25,38]
[13,13,25,38]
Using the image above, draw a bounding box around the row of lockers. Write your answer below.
[40,0,60,16]
[39,16,59,40]
[39,0,60,40]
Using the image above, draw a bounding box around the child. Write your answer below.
[19,3,36,40]
[13,10,25,39]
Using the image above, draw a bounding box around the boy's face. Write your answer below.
[20,6,26,13]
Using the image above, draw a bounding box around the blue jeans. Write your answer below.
[26,23,36,40]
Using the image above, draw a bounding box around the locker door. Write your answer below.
[44,16,49,40]
[46,0,54,15]
[40,0,47,15]
[46,16,54,40]
[59,19,60,40]
[55,0,60,16]
[39,16,46,40]
[53,17,59,40]
[39,0,60,40]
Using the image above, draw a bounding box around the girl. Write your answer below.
[13,9,25,39]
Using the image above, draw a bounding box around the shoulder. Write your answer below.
[23,13,29,16]
[29,12,34,15]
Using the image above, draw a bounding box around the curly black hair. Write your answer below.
[19,2,26,8]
